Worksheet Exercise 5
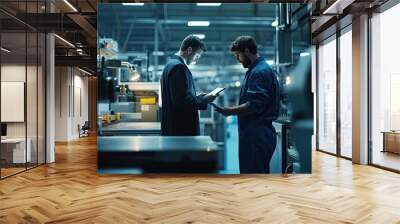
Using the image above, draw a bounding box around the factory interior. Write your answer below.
[1,0,400,223]
[96,3,311,174]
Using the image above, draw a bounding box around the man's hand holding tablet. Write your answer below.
[200,87,225,104]
[208,87,225,96]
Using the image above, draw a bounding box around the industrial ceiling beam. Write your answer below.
[98,17,276,26]
[55,55,96,70]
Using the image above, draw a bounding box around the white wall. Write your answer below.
[1,65,26,138]
[55,66,69,141]
[74,73,89,135]
[1,63,46,164]
[54,67,89,141]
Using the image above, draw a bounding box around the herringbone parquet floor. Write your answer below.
[1,136,400,224]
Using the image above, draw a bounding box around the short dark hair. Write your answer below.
[230,36,258,54]
[180,35,207,52]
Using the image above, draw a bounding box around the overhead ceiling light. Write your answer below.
[271,19,278,27]
[188,21,210,27]
[78,67,93,76]
[63,0,78,12]
[322,0,353,15]
[54,34,75,48]
[193,34,206,39]
[300,52,310,57]
[152,51,165,56]
[122,3,144,6]
[266,60,275,65]
[1,47,11,53]
[196,3,222,6]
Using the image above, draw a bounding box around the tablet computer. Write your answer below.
[209,87,225,96]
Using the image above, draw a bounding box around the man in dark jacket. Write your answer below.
[215,36,280,173]
[160,35,216,136]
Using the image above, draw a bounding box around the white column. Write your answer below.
[352,14,369,164]
[46,32,55,163]
[312,45,317,150]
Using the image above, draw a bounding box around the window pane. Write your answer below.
[371,4,400,171]
[318,38,337,154]
[340,29,352,158]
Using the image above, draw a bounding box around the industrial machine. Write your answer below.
[98,38,161,136]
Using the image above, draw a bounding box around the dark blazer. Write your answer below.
[160,55,208,136]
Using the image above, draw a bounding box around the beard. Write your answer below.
[186,54,196,65]
[241,55,251,68]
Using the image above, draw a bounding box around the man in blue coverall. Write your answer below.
[215,36,280,173]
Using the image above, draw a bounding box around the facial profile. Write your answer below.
[234,51,251,68]
[187,49,203,65]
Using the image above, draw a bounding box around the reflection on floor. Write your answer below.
[340,147,352,159]
[0,163,42,178]
[373,150,400,171]
[0,167,25,178]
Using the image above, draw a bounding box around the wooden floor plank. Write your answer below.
[0,136,400,223]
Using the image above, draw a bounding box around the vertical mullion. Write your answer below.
[36,0,39,167]
[73,68,75,118]
[44,0,47,164]
[336,30,341,157]
[25,0,28,171]
[316,44,320,151]
[367,12,373,165]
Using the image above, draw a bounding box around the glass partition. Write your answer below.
[1,28,28,178]
[0,0,46,179]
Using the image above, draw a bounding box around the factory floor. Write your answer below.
[0,136,400,223]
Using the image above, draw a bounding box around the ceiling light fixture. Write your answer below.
[193,34,206,39]
[188,21,210,27]
[122,3,145,6]
[78,67,93,76]
[322,0,351,15]
[196,3,222,6]
[63,0,78,12]
[152,51,165,56]
[1,47,11,53]
[54,34,75,48]
[300,52,310,57]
